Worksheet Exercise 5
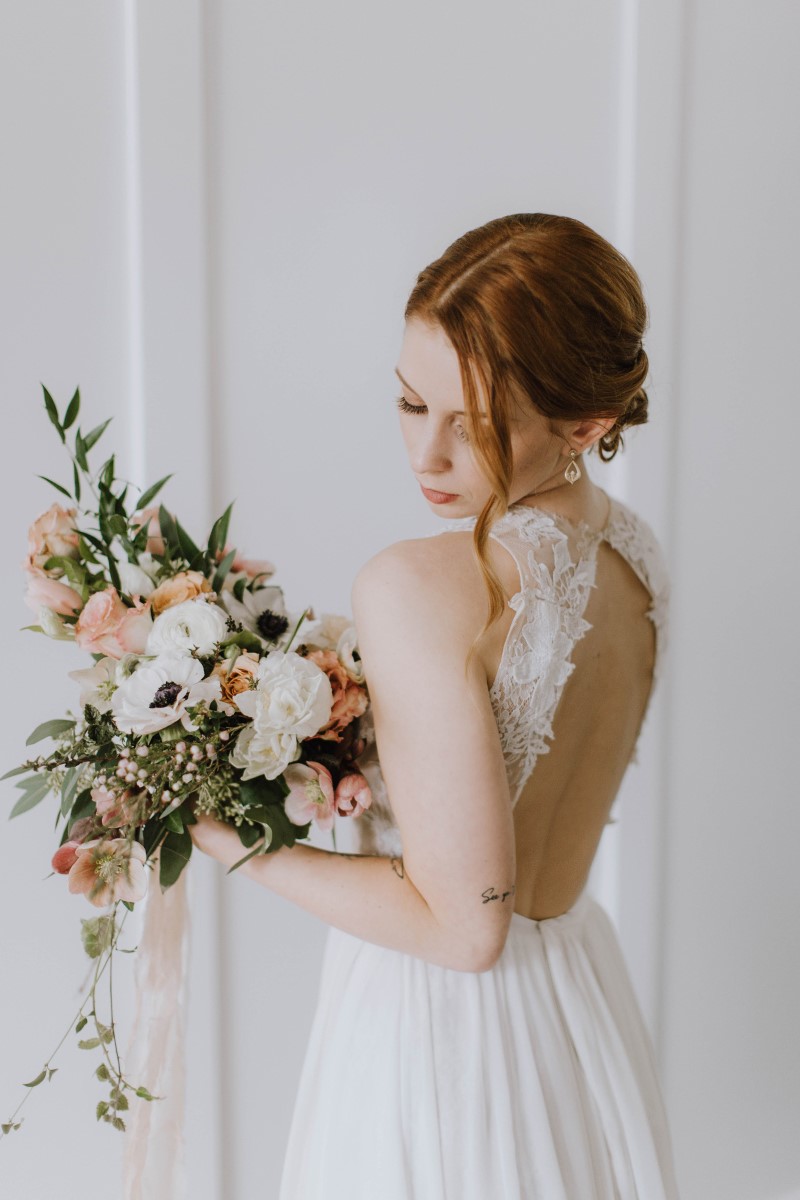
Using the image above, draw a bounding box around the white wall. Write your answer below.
[0,2,796,1198]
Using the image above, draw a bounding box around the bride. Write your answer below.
[189,212,681,1197]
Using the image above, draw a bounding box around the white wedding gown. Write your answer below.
[278,494,681,1199]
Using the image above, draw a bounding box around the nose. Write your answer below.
[406,418,452,477]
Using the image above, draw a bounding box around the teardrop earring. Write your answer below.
[564,449,581,485]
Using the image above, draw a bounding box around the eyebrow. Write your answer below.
[394,367,467,415]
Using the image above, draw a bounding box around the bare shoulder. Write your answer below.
[351,531,486,638]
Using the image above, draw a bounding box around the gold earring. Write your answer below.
[564,449,581,485]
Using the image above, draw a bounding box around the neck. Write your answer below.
[513,456,587,506]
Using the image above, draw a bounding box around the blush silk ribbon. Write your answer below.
[122,850,189,1199]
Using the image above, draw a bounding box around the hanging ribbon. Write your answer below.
[122,851,190,1199]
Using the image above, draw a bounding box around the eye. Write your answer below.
[395,395,426,415]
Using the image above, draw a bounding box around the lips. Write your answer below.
[420,484,459,504]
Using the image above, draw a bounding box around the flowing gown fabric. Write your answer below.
[278,494,681,1199]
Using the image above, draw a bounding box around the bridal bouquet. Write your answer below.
[1,386,373,1138]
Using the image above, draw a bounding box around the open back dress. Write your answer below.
[278,492,681,1199]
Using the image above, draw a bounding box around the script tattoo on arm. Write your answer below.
[390,856,405,880]
[481,883,516,905]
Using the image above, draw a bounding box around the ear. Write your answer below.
[562,416,617,455]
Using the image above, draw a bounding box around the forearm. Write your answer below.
[193,816,471,969]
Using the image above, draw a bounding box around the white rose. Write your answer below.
[229,724,300,781]
[111,653,222,735]
[145,596,230,657]
[235,649,333,739]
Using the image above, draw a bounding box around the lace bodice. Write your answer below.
[340,492,670,859]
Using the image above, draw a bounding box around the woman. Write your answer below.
[189,212,681,1197]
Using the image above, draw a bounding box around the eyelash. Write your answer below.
[394,395,470,442]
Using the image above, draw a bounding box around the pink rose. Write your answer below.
[333,772,373,818]
[117,596,154,653]
[25,503,80,571]
[52,841,81,874]
[75,586,130,658]
[283,761,336,832]
[305,649,369,742]
[131,505,166,556]
[23,566,83,616]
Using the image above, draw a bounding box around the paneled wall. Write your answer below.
[0,3,796,1198]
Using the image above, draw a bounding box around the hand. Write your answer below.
[188,810,248,870]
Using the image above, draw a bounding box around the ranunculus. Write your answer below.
[25,503,80,571]
[145,595,229,658]
[235,650,333,738]
[67,838,148,907]
[149,570,213,617]
[305,648,368,742]
[23,568,83,616]
[211,651,260,711]
[336,625,365,684]
[110,652,223,735]
[283,761,336,831]
[68,656,120,713]
[130,505,166,556]
[333,772,373,818]
[75,587,130,657]
[218,582,288,644]
[229,724,300,781]
[52,841,81,874]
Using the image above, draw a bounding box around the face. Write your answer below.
[395,317,566,518]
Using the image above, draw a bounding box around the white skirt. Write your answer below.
[278,890,681,1199]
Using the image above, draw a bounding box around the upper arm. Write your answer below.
[350,541,516,972]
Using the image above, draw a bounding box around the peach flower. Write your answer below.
[333,772,373,818]
[67,837,148,907]
[23,567,83,616]
[52,841,81,874]
[149,570,213,617]
[211,651,260,710]
[130,505,166,556]
[25,503,80,571]
[75,587,129,658]
[305,648,369,742]
[116,596,154,654]
[283,761,336,831]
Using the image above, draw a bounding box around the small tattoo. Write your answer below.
[390,856,405,879]
[481,883,516,905]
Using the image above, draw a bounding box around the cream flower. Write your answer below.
[68,656,121,714]
[229,724,300,781]
[234,650,333,738]
[145,595,230,658]
[218,583,289,644]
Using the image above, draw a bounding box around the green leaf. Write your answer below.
[162,809,185,834]
[10,781,52,818]
[137,474,173,512]
[232,576,248,603]
[211,546,237,593]
[60,767,80,818]
[96,1101,109,1121]
[96,1063,110,1081]
[157,504,181,557]
[77,534,101,564]
[159,827,193,890]
[73,460,81,502]
[75,1016,88,1033]
[115,1093,129,1111]
[121,899,135,912]
[100,453,116,490]
[80,914,115,959]
[1,1121,23,1133]
[63,388,80,430]
[239,775,286,808]
[26,718,76,746]
[111,1116,126,1132]
[227,837,270,873]
[0,764,31,781]
[74,429,89,472]
[221,628,262,654]
[83,417,113,454]
[42,385,65,443]
[23,1069,47,1088]
[175,519,201,566]
[78,1037,102,1050]
[135,1086,156,1101]
[207,501,235,561]
[36,474,72,499]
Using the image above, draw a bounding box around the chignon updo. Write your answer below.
[404,212,651,661]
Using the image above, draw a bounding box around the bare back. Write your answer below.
[437,489,670,920]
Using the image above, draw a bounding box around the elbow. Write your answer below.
[447,930,509,974]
